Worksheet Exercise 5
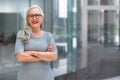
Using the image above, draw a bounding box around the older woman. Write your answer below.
[15,5,58,80]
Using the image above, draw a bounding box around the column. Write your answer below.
[67,0,75,72]
[44,0,53,32]
[80,0,88,69]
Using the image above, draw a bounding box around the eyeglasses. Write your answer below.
[28,14,42,18]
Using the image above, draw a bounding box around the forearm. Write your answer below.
[16,52,42,62]
[36,52,57,61]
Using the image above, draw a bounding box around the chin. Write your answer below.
[31,24,40,28]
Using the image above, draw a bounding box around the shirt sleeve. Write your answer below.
[15,38,24,55]
[48,33,58,54]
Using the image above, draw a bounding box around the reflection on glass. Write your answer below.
[88,10,102,43]
[88,10,119,46]
[0,14,17,43]
[53,0,68,76]
[88,0,119,5]
[53,0,81,76]
[104,11,119,46]
[88,0,100,5]
[58,0,68,18]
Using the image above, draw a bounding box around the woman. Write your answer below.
[15,5,58,80]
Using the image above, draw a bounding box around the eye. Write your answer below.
[28,14,34,17]
[35,14,42,17]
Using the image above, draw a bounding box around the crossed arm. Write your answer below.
[16,45,58,62]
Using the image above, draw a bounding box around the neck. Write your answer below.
[31,29,43,38]
[32,27,41,33]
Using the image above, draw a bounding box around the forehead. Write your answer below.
[28,8,41,14]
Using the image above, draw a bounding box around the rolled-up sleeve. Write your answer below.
[15,38,24,55]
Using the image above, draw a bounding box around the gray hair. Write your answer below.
[26,5,44,26]
[17,5,44,43]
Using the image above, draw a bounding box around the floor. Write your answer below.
[0,43,120,80]
[88,43,120,80]
[103,76,120,80]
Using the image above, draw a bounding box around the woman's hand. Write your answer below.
[24,45,55,57]
[46,45,55,52]
[25,51,37,57]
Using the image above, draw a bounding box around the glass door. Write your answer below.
[88,10,119,46]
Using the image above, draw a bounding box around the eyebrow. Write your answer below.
[28,13,41,15]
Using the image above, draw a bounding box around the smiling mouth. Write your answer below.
[32,21,39,24]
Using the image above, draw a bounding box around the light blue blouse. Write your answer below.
[15,31,58,80]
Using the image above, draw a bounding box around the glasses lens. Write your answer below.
[28,14,42,18]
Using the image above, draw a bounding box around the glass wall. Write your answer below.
[52,0,81,75]
[88,10,101,43]
[88,0,120,5]
[87,0,120,79]
[88,10,119,46]
[103,10,119,46]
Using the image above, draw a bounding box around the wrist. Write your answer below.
[34,52,38,56]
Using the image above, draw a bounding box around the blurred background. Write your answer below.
[0,0,119,80]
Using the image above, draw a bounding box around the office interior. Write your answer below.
[0,0,120,80]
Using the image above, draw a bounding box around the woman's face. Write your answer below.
[27,8,44,28]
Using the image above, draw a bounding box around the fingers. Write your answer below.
[24,51,36,56]
[47,45,55,52]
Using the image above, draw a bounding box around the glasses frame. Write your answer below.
[28,14,42,19]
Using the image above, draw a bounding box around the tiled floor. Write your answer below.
[88,44,120,80]
[103,76,120,80]
[53,59,67,76]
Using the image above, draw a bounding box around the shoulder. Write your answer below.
[44,31,53,37]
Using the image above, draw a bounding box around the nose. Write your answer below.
[32,16,36,19]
